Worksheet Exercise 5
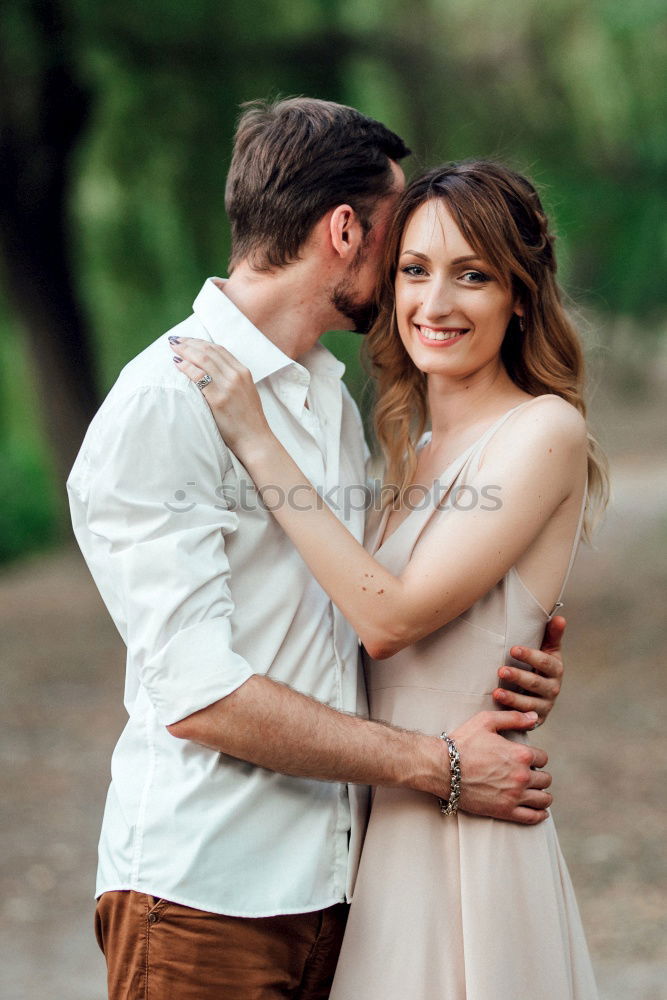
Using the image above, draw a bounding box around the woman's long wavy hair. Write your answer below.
[363,160,608,538]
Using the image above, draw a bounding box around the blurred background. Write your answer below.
[1,1,665,997]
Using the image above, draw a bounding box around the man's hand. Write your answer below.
[451,710,552,824]
[492,616,566,725]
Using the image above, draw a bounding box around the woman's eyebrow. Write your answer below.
[399,249,430,261]
[450,255,485,265]
[399,251,487,265]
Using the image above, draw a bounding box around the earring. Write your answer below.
[518,315,525,333]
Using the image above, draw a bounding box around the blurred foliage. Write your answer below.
[0,0,666,562]
[0,315,59,561]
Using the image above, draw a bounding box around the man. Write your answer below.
[68,98,564,999]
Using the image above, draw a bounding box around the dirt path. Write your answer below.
[1,449,665,999]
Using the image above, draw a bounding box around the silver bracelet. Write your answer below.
[438,732,461,816]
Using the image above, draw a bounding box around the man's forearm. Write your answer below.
[167,674,451,798]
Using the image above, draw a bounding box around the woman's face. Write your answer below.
[394,198,520,380]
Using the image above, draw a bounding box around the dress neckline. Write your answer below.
[373,397,541,555]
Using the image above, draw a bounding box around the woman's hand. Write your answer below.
[492,616,566,726]
[168,335,272,457]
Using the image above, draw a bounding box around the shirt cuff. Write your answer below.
[141,617,255,725]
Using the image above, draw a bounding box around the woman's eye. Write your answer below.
[460,270,491,284]
[400,264,428,277]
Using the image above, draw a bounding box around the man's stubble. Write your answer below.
[330,240,379,334]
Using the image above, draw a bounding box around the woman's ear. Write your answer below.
[511,300,526,333]
[329,204,364,260]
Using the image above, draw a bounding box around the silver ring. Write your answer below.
[196,374,212,391]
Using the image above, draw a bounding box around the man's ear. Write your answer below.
[329,204,364,260]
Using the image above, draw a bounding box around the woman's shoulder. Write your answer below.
[484,393,588,465]
[522,393,587,438]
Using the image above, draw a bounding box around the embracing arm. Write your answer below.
[236,408,583,658]
[170,333,586,660]
[68,384,446,793]
[71,369,552,823]
[168,673,551,826]
[170,337,570,725]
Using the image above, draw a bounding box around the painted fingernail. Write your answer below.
[168,335,181,344]
[500,667,511,679]
[173,355,182,363]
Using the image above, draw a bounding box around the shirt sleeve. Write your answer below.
[67,382,255,725]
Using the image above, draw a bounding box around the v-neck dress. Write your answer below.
[330,401,598,999]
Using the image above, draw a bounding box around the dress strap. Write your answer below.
[368,504,392,556]
[461,395,587,618]
[549,481,588,616]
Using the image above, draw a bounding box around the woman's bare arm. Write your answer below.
[170,337,586,661]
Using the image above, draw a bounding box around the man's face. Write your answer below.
[331,160,405,333]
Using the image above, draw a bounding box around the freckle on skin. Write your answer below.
[377,589,384,595]
[362,587,367,591]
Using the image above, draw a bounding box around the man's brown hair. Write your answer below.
[225,97,410,271]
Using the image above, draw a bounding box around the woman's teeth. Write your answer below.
[420,327,467,341]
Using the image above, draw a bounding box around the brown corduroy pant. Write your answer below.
[94,890,349,1000]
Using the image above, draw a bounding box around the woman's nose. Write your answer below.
[421,279,455,322]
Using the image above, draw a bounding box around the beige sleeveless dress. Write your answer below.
[330,402,598,1000]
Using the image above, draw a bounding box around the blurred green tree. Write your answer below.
[0,0,665,561]
[0,0,98,491]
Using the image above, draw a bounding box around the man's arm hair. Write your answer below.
[168,674,448,794]
[168,676,553,825]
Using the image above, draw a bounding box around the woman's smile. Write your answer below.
[416,325,470,346]
[395,198,519,378]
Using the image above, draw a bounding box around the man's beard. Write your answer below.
[330,285,378,334]
[330,243,378,334]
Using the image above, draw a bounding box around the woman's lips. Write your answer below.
[416,325,470,348]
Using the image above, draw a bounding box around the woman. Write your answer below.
[170,161,606,998]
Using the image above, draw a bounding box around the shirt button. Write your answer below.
[148,912,158,924]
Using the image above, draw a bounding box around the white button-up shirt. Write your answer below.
[67,278,370,917]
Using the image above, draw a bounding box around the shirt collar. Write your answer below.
[299,343,346,381]
[192,278,346,386]
[193,278,294,385]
